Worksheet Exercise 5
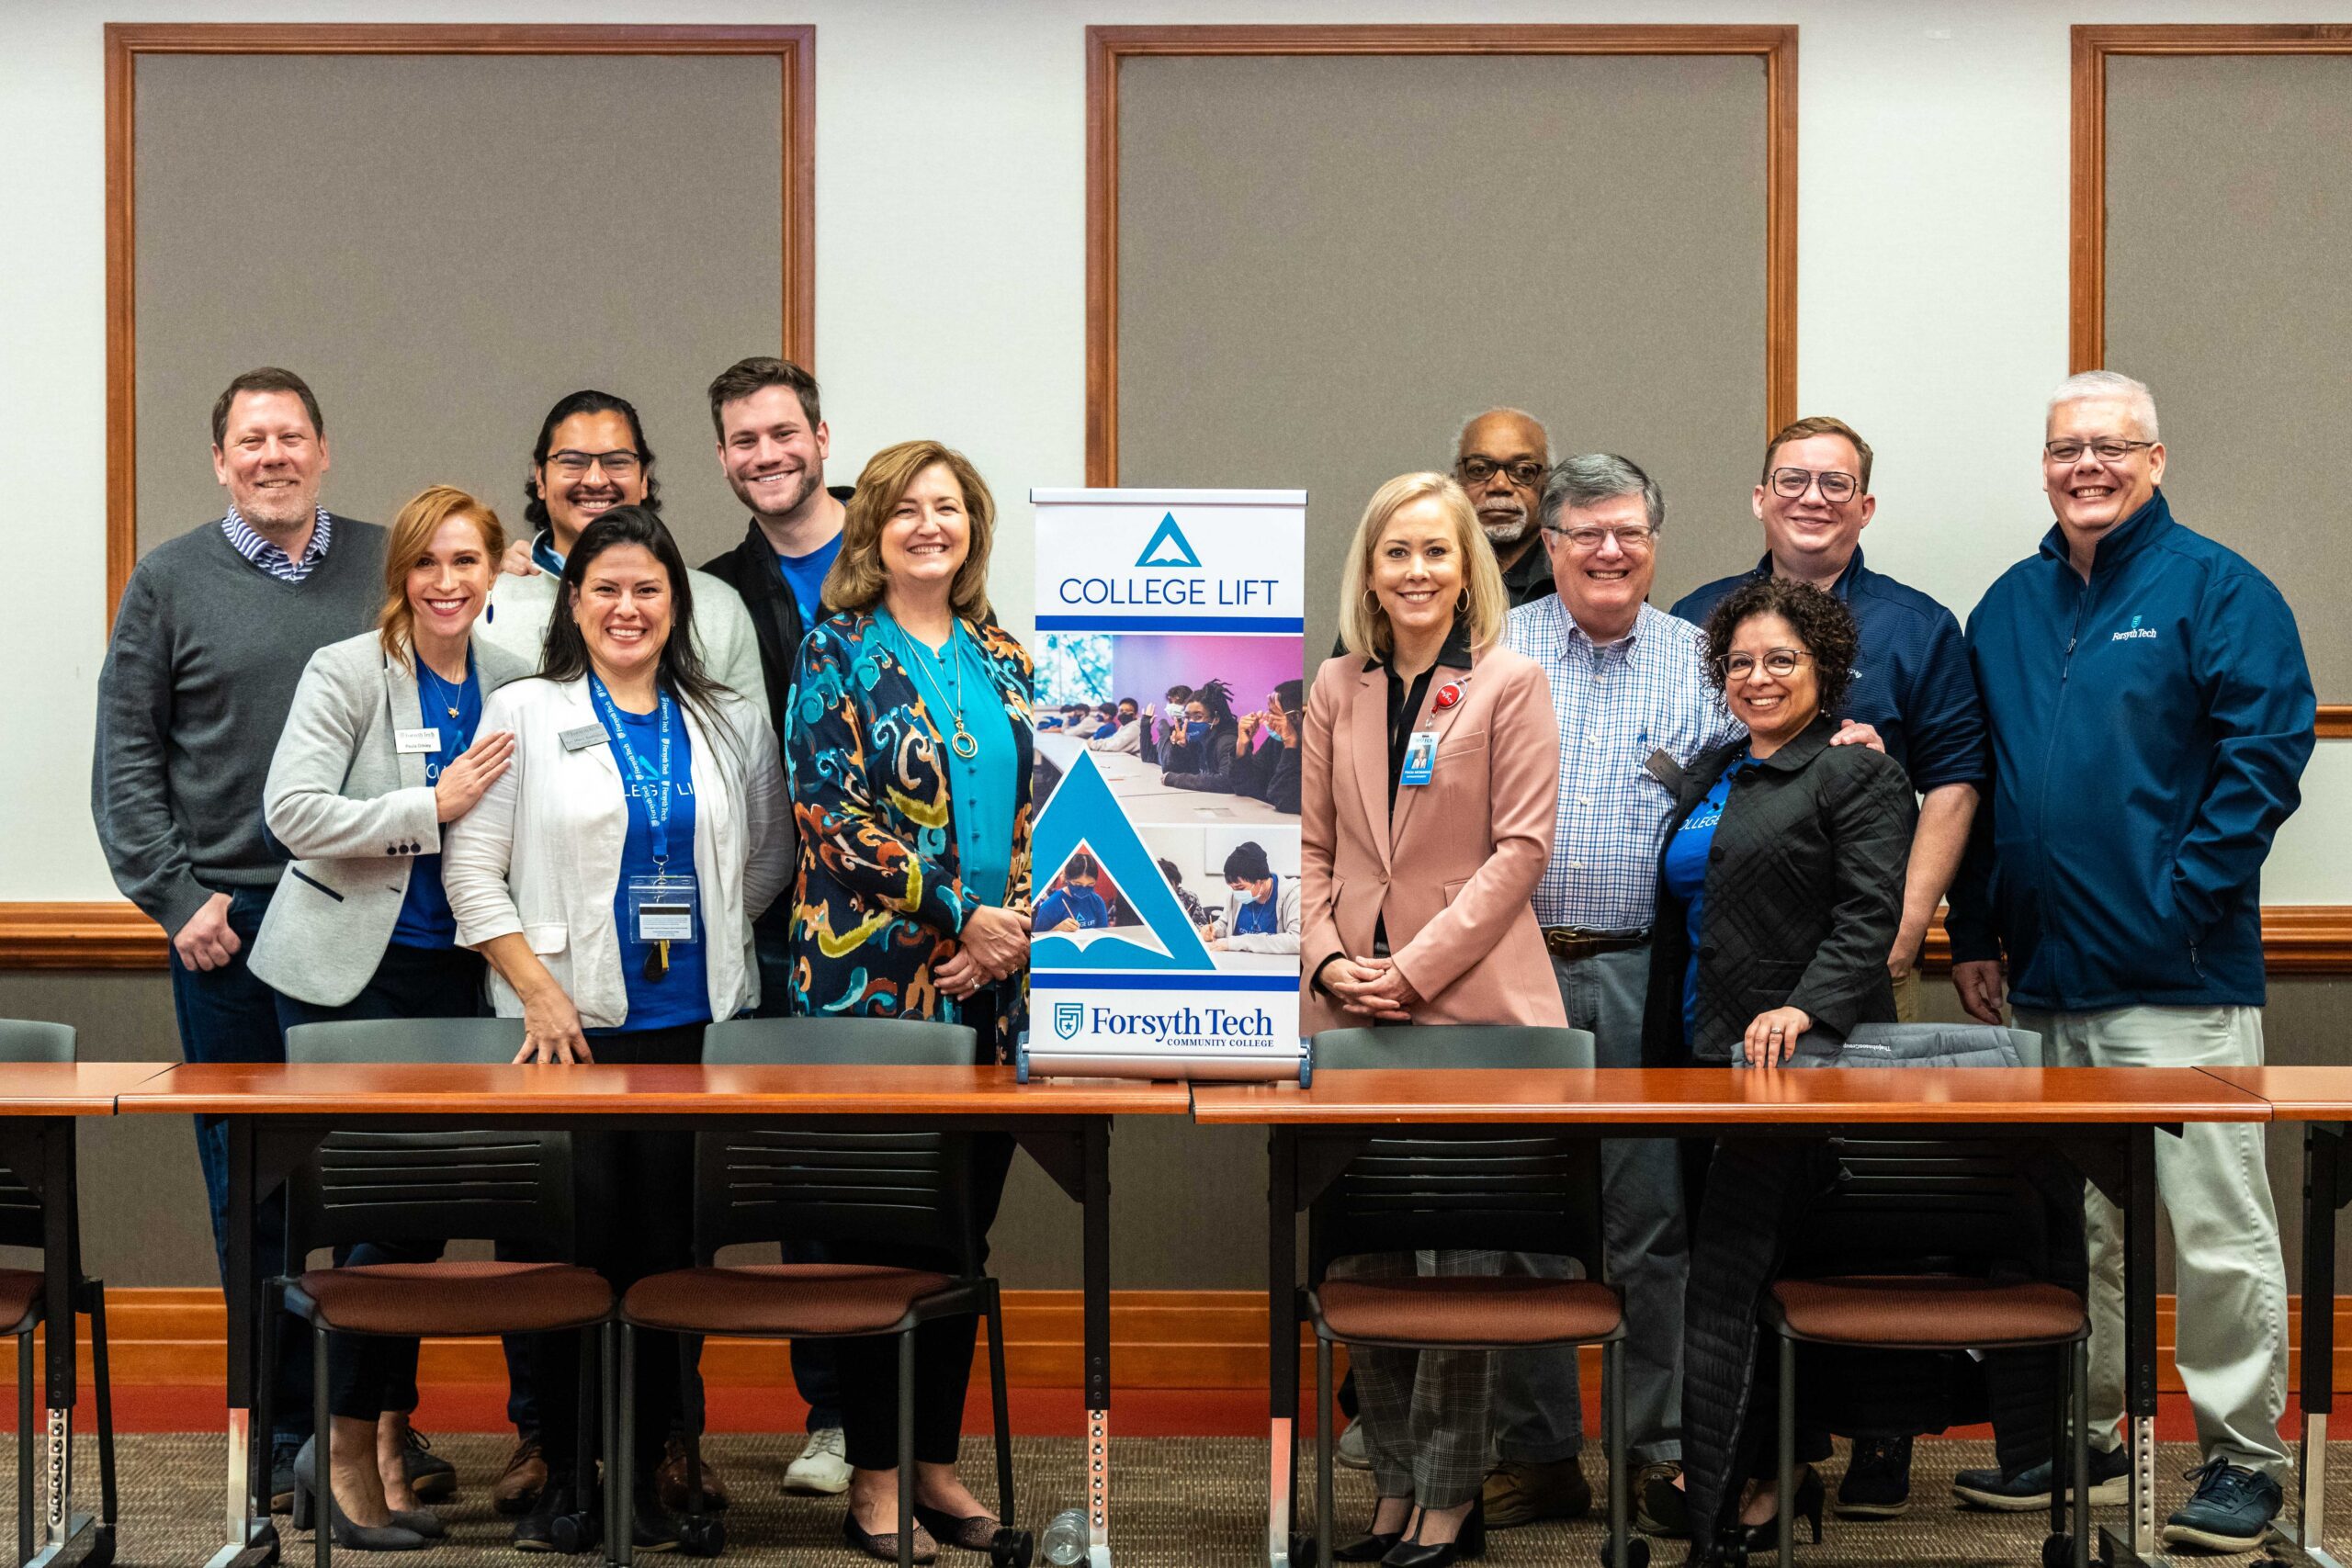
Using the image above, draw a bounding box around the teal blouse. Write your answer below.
[876,609,1016,909]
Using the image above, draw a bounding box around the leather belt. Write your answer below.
[1543,927,1650,962]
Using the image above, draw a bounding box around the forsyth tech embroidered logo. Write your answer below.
[1053,1002,1085,1040]
[2112,613,2157,643]
[1135,513,1203,569]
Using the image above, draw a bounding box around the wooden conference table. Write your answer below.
[117,1062,1189,1568]
[0,1061,164,1568]
[1193,1065,2277,1568]
[2200,1066,2352,1568]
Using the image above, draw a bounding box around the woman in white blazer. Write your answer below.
[248,484,523,1550]
[442,504,791,1550]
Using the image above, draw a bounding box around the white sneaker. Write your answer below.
[1336,1418,1370,1471]
[785,1427,850,1495]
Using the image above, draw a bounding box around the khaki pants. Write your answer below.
[2012,1004,2291,1477]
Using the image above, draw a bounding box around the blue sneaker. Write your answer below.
[2160,1458,2282,1553]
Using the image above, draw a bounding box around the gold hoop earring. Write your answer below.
[1363,590,1380,613]
[1456,589,1470,614]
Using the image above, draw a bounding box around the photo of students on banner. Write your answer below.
[1033,635,1300,824]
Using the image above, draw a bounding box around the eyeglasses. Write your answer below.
[1457,457,1546,488]
[547,448,643,478]
[2043,438,2156,464]
[1767,467,1860,502]
[1542,524,1657,553]
[1716,649,1815,680]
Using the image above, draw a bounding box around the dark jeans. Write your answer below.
[753,907,845,1434]
[168,883,311,1449]
[533,1022,705,1485]
[274,942,488,1423]
[834,1134,1015,1472]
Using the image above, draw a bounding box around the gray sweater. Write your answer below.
[93,515,387,935]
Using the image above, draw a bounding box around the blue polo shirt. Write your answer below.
[1670,547,1987,791]
[1036,884,1109,931]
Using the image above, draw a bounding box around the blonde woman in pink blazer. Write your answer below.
[1299,472,1566,1565]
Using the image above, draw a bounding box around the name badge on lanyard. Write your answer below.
[590,676,700,979]
[394,728,442,755]
[1399,730,1439,787]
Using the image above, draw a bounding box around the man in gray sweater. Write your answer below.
[91,367,386,1502]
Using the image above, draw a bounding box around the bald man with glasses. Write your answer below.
[1453,408,1559,607]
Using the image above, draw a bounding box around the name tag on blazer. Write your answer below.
[394,728,442,755]
[1644,747,1685,794]
[560,724,609,752]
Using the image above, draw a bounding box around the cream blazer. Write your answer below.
[442,674,793,1029]
[1299,646,1566,1035]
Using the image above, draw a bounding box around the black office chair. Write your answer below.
[1758,1029,2091,1568]
[616,1016,1027,1566]
[0,1020,117,1568]
[266,1018,613,1564]
[1302,1025,1640,1568]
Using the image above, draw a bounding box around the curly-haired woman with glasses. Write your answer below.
[1643,576,1915,1562]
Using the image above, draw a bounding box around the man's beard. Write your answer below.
[742,468,822,523]
[238,484,313,531]
[1481,508,1531,545]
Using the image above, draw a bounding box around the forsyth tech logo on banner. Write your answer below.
[1027,489,1307,1080]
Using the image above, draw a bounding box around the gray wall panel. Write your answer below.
[1114,52,1772,660]
[134,53,784,570]
[2105,54,2352,694]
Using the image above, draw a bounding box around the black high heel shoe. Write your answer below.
[288,1438,427,1552]
[1381,1497,1485,1566]
[1740,1466,1825,1552]
[1334,1496,1411,1562]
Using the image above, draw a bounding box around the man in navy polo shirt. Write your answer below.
[1671,416,1985,1028]
[1946,371,2310,1552]
[1671,416,1987,1520]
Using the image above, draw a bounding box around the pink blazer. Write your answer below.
[1299,645,1566,1035]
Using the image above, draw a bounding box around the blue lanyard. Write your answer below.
[589,675,677,867]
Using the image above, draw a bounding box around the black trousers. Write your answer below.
[274,942,487,1423]
[833,1134,1016,1472]
[532,1021,705,1486]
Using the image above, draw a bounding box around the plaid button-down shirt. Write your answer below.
[1504,596,1743,932]
[221,505,333,583]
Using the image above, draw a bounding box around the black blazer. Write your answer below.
[1641,714,1915,1065]
[699,484,854,743]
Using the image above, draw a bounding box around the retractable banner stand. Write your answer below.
[1024,489,1308,1081]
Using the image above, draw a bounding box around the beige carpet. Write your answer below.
[4,1433,2326,1564]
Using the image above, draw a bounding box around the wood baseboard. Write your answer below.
[3,1288,2345,1394]
[11,901,2352,974]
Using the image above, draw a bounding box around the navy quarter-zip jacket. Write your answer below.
[1945,490,2313,1010]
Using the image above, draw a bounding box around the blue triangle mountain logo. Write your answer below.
[1135,513,1203,569]
[1032,751,1214,972]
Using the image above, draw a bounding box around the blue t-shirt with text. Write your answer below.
[594,700,709,1033]
[390,653,481,949]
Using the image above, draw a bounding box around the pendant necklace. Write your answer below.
[419,660,464,720]
[903,622,979,760]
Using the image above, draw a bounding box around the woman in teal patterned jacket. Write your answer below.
[782,439,1036,1561]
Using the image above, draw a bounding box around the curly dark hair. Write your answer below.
[1702,576,1860,719]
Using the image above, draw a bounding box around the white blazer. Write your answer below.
[442,674,794,1030]
[250,632,532,1007]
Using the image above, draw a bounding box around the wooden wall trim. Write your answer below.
[2071,23,2352,741]
[1083,23,1799,487]
[7,1287,2347,1394]
[99,21,817,627]
[9,900,2352,974]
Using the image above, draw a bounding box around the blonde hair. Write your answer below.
[825,441,997,621]
[1335,472,1507,660]
[378,485,505,663]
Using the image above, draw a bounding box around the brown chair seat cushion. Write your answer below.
[293,1261,612,1336]
[0,1268,41,1334]
[1315,1276,1622,1346]
[625,1265,959,1335]
[1770,1276,2086,1348]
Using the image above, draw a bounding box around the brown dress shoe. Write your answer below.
[492,1435,548,1517]
[1481,1456,1594,1529]
[655,1434,730,1513]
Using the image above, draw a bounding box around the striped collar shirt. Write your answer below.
[220,505,333,583]
[1504,597,1744,932]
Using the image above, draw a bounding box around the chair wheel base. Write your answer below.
[548,1511,602,1555]
[85,1523,119,1568]
[1288,1529,1319,1564]
[676,1514,726,1556]
[989,1526,1035,1566]
[2041,1534,2075,1568]
[1600,1537,1652,1568]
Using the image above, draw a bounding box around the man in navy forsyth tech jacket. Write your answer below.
[1946,371,2312,1552]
